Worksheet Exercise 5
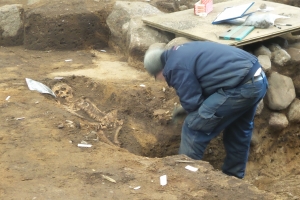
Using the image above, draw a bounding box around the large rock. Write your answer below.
[293,74,300,97]
[254,45,272,59]
[148,42,167,50]
[0,4,24,46]
[266,72,296,110]
[257,55,271,74]
[24,0,112,50]
[269,112,289,132]
[165,37,192,49]
[126,17,173,69]
[285,47,300,65]
[267,43,282,52]
[287,98,300,123]
[106,1,165,54]
[271,48,291,67]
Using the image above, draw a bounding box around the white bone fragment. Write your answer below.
[102,175,116,183]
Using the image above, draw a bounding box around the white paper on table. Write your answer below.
[213,2,254,23]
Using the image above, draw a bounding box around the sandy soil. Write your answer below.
[0,45,284,200]
[0,1,300,198]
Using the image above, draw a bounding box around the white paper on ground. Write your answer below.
[25,78,56,97]
[77,143,92,148]
[185,165,199,172]
[133,186,141,190]
[160,175,167,186]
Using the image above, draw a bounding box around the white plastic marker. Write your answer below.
[160,175,167,186]
[185,165,199,172]
[77,144,92,148]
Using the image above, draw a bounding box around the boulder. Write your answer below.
[266,72,296,110]
[106,1,164,54]
[165,37,192,49]
[285,47,300,64]
[266,43,282,52]
[268,112,289,132]
[293,74,300,97]
[258,55,271,74]
[0,4,24,46]
[148,42,167,50]
[254,45,272,59]
[271,48,291,67]
[287,98,300,123]
[126,17,173,69]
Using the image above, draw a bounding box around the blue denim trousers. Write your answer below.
[179,72,268,178]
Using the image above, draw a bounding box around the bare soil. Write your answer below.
[0,45,299,200]
[1,0,300,199]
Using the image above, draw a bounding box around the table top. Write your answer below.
[142,0,300,46]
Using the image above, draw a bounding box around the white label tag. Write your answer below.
[185,165,198,172]
[160,175,167,186]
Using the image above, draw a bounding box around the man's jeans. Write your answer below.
[179,72,268,178]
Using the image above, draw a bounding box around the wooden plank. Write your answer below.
[142,0,300,46]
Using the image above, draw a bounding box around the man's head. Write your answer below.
[144,48,164,79]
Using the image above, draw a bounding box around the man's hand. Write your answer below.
[172,105,187,122]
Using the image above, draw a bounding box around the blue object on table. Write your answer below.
[219,25,255,41]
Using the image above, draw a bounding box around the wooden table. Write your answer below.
[142,0,300,46]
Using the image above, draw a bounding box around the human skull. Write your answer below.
[52,83,73,101]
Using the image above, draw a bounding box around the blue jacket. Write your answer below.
[161,41,260,113]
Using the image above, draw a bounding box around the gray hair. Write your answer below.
[144,48,164,77]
